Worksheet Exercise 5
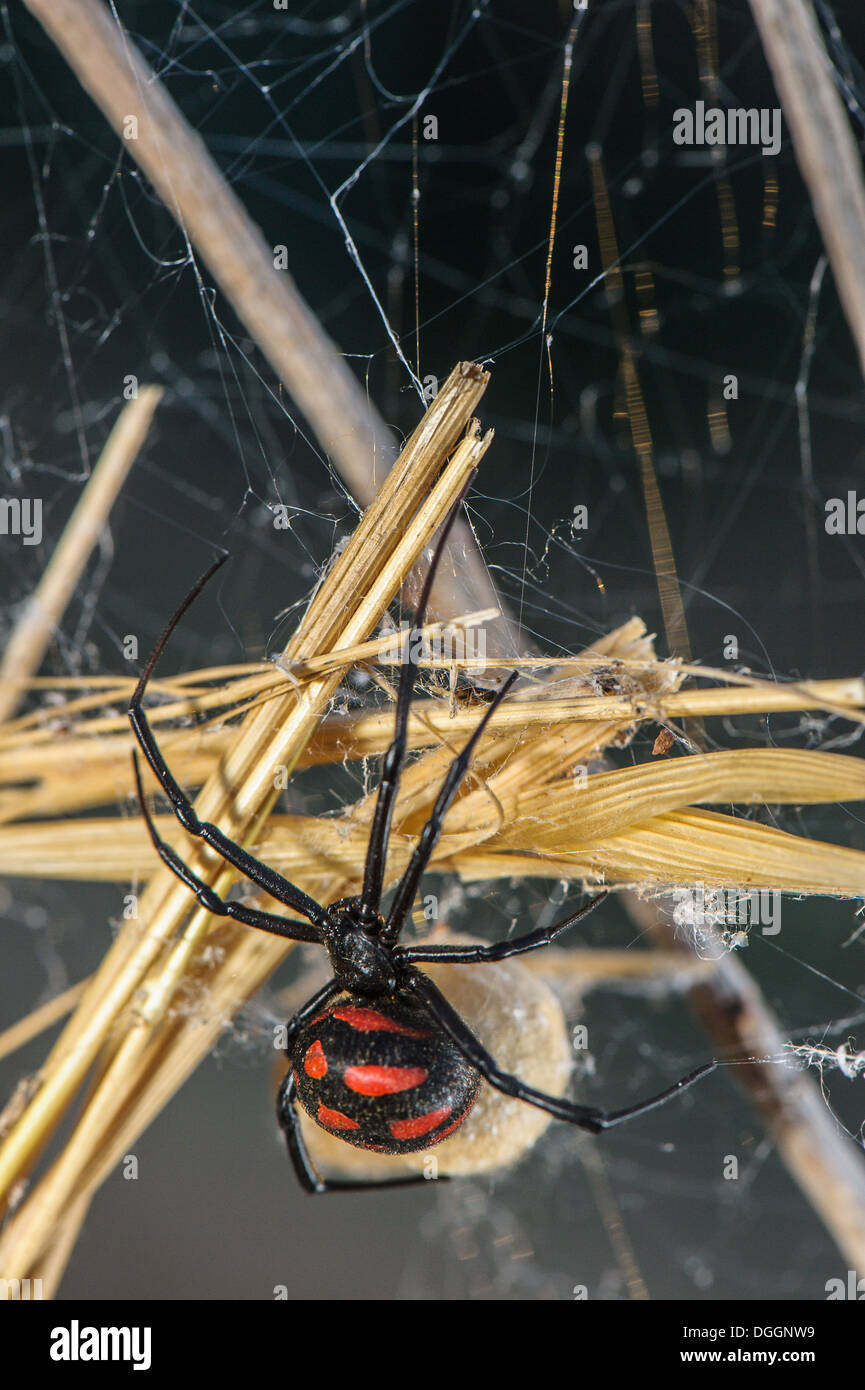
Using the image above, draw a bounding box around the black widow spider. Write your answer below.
[129,490,715,1193]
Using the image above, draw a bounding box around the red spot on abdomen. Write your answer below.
[428,1112,466,1143]
[343,1065,427,1096]
[303,1040,327,1079]
[331,1005,430,1038]
[317,1104,360,1132]
[389,1105,452,1140]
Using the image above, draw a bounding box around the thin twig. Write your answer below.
[0,981,89,1063]
[750,0,865,380]
[629,895,865,1273]
[0,387,162,723]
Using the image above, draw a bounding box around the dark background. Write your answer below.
[2,0,865,1299]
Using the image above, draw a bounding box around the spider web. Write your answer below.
[2,0,865,1300]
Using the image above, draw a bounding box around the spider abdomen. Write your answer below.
[292,992,480,1154]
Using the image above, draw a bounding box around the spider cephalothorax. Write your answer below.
[320,904,399,996]
[129,487,714,1193]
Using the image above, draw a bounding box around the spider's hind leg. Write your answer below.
[276,1070,439,1195]
[407,969,715,1135]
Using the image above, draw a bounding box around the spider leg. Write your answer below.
[406,969,715,1134]
[128,554,328,932]
[133,752,320,942]
[383,668,519,941]
[402,891,608,965]
[277,980,446,1194]
[359,479,476,923]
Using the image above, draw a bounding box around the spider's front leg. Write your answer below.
[132,753,321,943]
[127,553,328,933]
